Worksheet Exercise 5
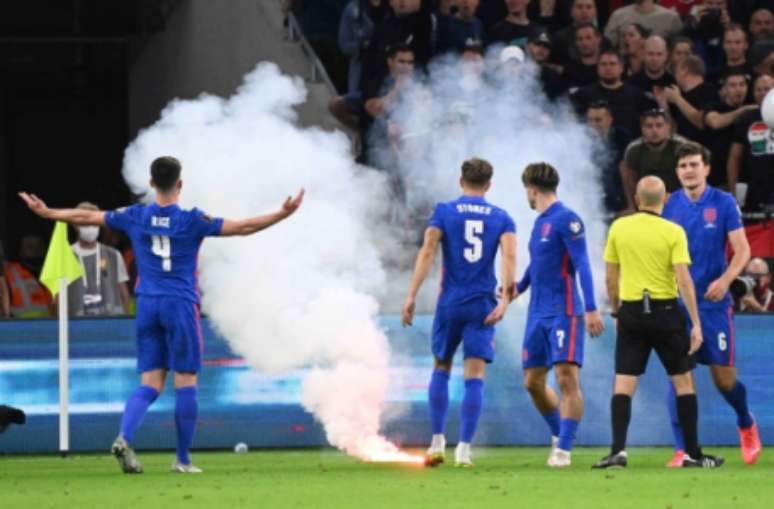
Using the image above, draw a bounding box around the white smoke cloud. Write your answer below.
[122,63,406,459]
[121,51,608,456]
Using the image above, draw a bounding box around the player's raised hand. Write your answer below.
[704,278,729,302]
[281,188,305,217]
[688,325,703,355]
[19,192,51,218]
[585,310,605,337]
[401,297,415,327]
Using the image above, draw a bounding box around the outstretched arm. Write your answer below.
[220,189,304,237]
[484,232,517,325]
[19,192,106,225]
[401,227,442,326]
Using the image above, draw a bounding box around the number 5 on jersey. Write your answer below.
[464,220,484,262]
[151,235,172,272]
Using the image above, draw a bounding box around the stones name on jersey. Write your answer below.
[456,203,493,215]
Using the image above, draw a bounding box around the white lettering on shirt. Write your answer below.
[151,216,171,228]
[456,204,492,215]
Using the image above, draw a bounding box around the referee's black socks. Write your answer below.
[611,394,631,455]
[676,394,702,459]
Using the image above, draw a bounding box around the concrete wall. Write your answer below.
[129,0,335,138]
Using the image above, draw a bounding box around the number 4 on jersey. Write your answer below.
[151,235,172,272]
[464,220,484,262]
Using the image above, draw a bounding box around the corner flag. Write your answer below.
[39,220,84,455]
[40,221,84,296]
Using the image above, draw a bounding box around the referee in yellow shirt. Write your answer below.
[592,176,724,469]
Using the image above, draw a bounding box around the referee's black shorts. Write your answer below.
[615,299,693,376]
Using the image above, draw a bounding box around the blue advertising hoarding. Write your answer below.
[0,314,771,453]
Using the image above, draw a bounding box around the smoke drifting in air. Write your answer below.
[121,51,606,456]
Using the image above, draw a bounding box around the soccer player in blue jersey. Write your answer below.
[511,162,604,468]
[662,142,761,467]
[20,156,304,474]
[401,158,517,468]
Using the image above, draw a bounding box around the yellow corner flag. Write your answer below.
[40,221,85,296]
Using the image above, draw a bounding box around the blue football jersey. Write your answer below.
[663,186,743,310]
[520,202,596,318]
[105,203,224,303]
[428,195,516,306]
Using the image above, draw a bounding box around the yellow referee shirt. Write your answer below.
[604,211,691,301]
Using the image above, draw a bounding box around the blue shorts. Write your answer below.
[135,295,203,374]
[522,314,584,369]
[693,306,736,366]
[432,296,497,363]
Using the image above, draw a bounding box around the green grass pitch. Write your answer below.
[1,447,772,508]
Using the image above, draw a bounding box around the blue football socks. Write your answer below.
[175,386,199,465]
[558,418,579,451]
[721,381,754,429]
[460,379,484,443]
[542,409,561,438]
[428,370,450,435]
[667,384,686,451]
[119,385,159,444]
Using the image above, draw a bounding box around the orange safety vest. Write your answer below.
[5,262,52,318]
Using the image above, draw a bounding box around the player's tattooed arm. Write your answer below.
[18,192,106,225]
[402,227,442,327]
[221,189,304,236]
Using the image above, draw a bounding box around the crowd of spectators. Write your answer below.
[294,0,774,217]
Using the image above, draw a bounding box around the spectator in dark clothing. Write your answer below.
[563,22,604,91]
[359,0,436,100]
[586,100,633,216]
[749,8,774,43]
[437,0,486,53]
[488,0,542,48]
[620,22,649,77]
[525,30,566,99]
[727,74,774,211]
[683,0,732,78]
[329,0,387,129]
[364,44,417,168]
[627,35,675,108]
[703,71,758,189]
[711,24,754,87]
[551,0,601,65]
[572,50,649,137]
[663,55,719,147]
[620,109,688,206]
[668,35,695,75]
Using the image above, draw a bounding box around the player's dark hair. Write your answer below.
[522,162,559,193]
[720,69,749,86]
[678,55,706,77]
[461,158,493,187]
[676,141,711,166]
[150,156,182,193]
[587,99,611,112]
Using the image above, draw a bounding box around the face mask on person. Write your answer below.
[78,226,100,243]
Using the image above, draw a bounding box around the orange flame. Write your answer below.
[357,436,425,465]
